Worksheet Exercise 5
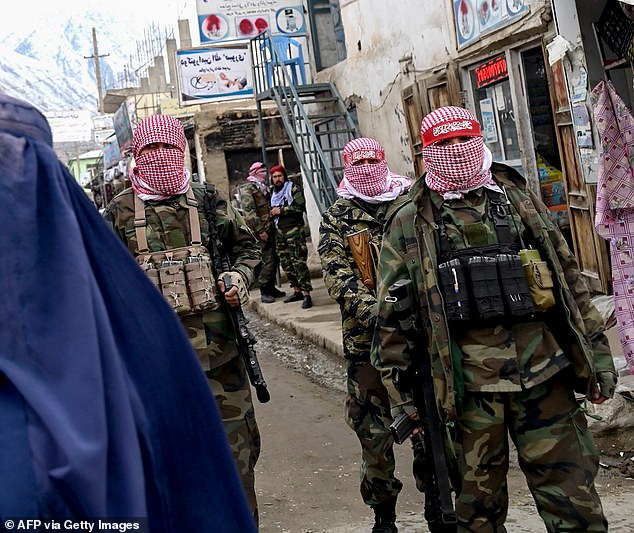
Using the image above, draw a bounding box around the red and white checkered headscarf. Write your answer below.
[420,106,493,197]
[247,161,268,192]
[337,137,412,204]
[129,114,189,200]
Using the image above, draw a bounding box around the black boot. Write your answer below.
[269,286,286,298]
[371,499,398,533]
[283,291,304,303]
[260,285,275,303]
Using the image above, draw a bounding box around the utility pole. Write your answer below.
[84,27,109,113]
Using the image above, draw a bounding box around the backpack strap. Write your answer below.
[134,187,202,253]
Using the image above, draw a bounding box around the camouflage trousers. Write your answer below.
[276,225,313,292]
[256,230,278,289]
[207,356,261,525]
[345,359,403,506]
[455,375,607,532]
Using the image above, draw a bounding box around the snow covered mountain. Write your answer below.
[0,3,178,113]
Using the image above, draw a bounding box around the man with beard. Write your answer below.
[372,106,617,532]
[318,138,413,533]
[270,164,313,309]
[237,161,285,303]
[103,114,262,524]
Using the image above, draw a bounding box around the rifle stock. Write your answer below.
[346,228,376,291]
[387,279,457,532]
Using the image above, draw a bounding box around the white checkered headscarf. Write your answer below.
[337,137,412,204]
[420,106,493,197]
[246,161,268,192]
[129,114,189,200]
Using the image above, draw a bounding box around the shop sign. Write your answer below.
[474,54,508,88]
[103,139,122,169]
[113,102,133,155]
[176,45,253,105]
[44,110,92,143]
[196,0,306,44]
[454,0,528,49]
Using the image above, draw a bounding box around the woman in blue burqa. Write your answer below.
[0,93,256,532]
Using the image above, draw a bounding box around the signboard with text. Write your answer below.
[44,110,93,143]
[176,45,253,105]
[474,54,508,88]
[196,0,306,44]
[453,0,528,49]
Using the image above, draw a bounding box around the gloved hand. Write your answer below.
[596,370,618,400]
[219,271,249,307]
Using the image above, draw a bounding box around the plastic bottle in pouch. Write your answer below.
[519,248,556,311]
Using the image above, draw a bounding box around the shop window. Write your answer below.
[469,54,521,168]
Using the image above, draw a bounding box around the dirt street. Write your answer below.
[247,311,634,533]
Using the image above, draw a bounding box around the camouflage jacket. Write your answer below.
[103,182,260,370]
[318,195,410,360]
[371,163,616,425]
[237,181,273,235]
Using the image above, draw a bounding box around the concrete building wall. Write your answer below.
[314,1,454,176]
[315,0,552,177]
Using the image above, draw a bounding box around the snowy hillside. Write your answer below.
[0,2,178,113]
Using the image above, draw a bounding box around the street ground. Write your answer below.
[248,311,634,533]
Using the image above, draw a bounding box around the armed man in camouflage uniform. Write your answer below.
[318,138,413,533]
[237,161,285,303]
[270,164,313,309]
[103,114,262,524]
[372,106,618,532]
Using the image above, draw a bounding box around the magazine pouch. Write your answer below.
[438,258,471,321]
[134,188,219,316]
[497,253,535,319]
[467,256,505,321]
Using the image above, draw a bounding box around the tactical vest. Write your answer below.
[435,189,536,323]
[134,188,220,315]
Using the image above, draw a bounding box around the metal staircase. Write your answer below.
[249,32,359,213]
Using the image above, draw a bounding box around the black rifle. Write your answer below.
[203,184,271,404]
[387,278,457,532]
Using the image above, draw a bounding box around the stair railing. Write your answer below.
[249,31,352,211]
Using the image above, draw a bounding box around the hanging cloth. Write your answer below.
[591,79,634,375]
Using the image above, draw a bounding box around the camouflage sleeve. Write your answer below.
[239,184,267,235]
[371,216,417,417]
[281,183,306,217]
[527,188,616,382]
[215,190,261,288]
[102,200,126,241]
[318,212,376,328]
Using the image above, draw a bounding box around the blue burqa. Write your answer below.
[0,94,256,532]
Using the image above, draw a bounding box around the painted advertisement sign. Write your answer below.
[453,0,528,49]
[196,0,306,44]
[113,102,133,155]
[176,46,252,105]
[103,139,122,169]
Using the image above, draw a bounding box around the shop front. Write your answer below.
[398,0,621,294]
[462,45,573,248]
